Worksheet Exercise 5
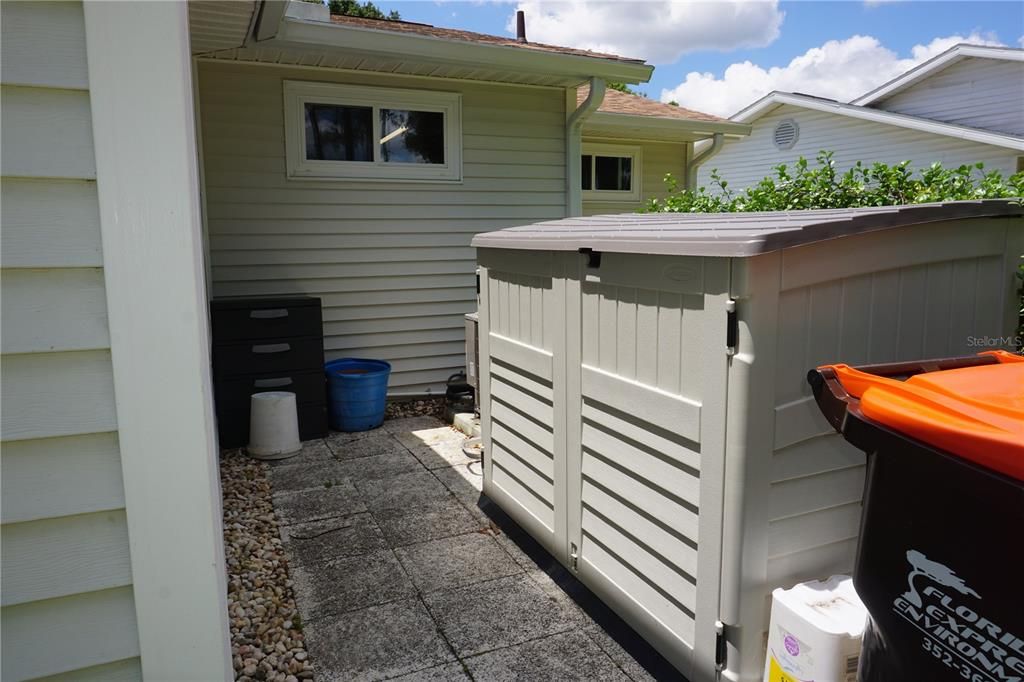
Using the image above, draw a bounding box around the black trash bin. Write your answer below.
[808,351,1024,682]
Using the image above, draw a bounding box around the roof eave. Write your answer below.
[253,0,289,42]
[274,15,654,84]
[730,92,785,122]
[585,111,751,141]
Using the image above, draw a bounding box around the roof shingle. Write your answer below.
[328,14,645,64]
[578,84,724,122]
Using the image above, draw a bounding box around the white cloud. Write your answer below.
[509,1,784,64]
[660,32,1005,117]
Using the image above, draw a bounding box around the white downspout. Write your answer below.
[566,78,605,217]
[685,132,724,191]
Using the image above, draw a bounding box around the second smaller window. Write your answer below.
[581,144,641,201]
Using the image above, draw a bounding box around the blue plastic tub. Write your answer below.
[325,358,392,432]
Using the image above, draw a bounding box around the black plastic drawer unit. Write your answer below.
[210,297,328,448]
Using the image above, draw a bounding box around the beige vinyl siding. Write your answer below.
[698,103,1019,190]
[35,658,143,682]
[198,61,567,394]
[0,2,139,679]
[874,57,1024,136]
[582,138,686,216]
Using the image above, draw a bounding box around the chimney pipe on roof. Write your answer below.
[516,10,527,43]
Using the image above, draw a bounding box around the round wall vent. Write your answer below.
[773,119,799,150]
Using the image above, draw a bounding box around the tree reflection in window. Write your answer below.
[305,103,373,161]
[380,109,445,164]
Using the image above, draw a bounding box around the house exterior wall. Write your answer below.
[696,103,1019,190]
[198,60,568,395]
[581,138,688,216]
[1,2,141,679]
[872,57,1024,136]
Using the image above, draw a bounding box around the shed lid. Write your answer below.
[827,351,1024,481]
[470,200,1022,258]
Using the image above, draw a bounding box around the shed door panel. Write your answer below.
[480,262,566,559]
[567,254,730,680]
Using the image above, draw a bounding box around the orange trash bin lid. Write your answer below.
[824,351,1024,481]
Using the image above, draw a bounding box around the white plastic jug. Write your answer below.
[247,391,301,460]
[764,574,867,682]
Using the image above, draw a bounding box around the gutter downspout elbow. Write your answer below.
[568,77,605,130]
[566,78,605,217]
[685,132,724,192]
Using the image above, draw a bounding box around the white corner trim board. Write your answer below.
[82,3,232,680]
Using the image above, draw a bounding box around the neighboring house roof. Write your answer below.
[330,14,643,64]
[853,44,1024,107]
[577,84,725,122]
[729,91,1024,151]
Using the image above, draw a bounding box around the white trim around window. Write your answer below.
[582,142,642,202]
[283,80,463,182]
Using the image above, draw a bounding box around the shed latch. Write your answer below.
[726,299,738,356]
[569,543,579,571]
[715,620,727,671]
[579,248,602,269]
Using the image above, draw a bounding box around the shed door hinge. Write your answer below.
[715,620,727,672]
[725,300,738,356]
[570,543,579,571]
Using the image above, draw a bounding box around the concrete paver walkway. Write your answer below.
[267,416,681,682]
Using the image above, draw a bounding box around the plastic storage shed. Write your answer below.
[469,200,1023,682]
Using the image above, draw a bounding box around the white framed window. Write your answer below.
[581,143,641,202]
[283,81,462,182]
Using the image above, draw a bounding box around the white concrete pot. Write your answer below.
[247,391,301,460]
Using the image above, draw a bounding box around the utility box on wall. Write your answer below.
[465,312,480,395]
[470,201,1022,682]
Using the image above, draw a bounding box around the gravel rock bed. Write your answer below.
[221,450,313,682]
[385,396,447,421]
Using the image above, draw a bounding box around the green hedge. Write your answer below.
[644,151,1023,213]
[645,151,1023,349]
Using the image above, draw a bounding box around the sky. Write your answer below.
[379,1,1024,117]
